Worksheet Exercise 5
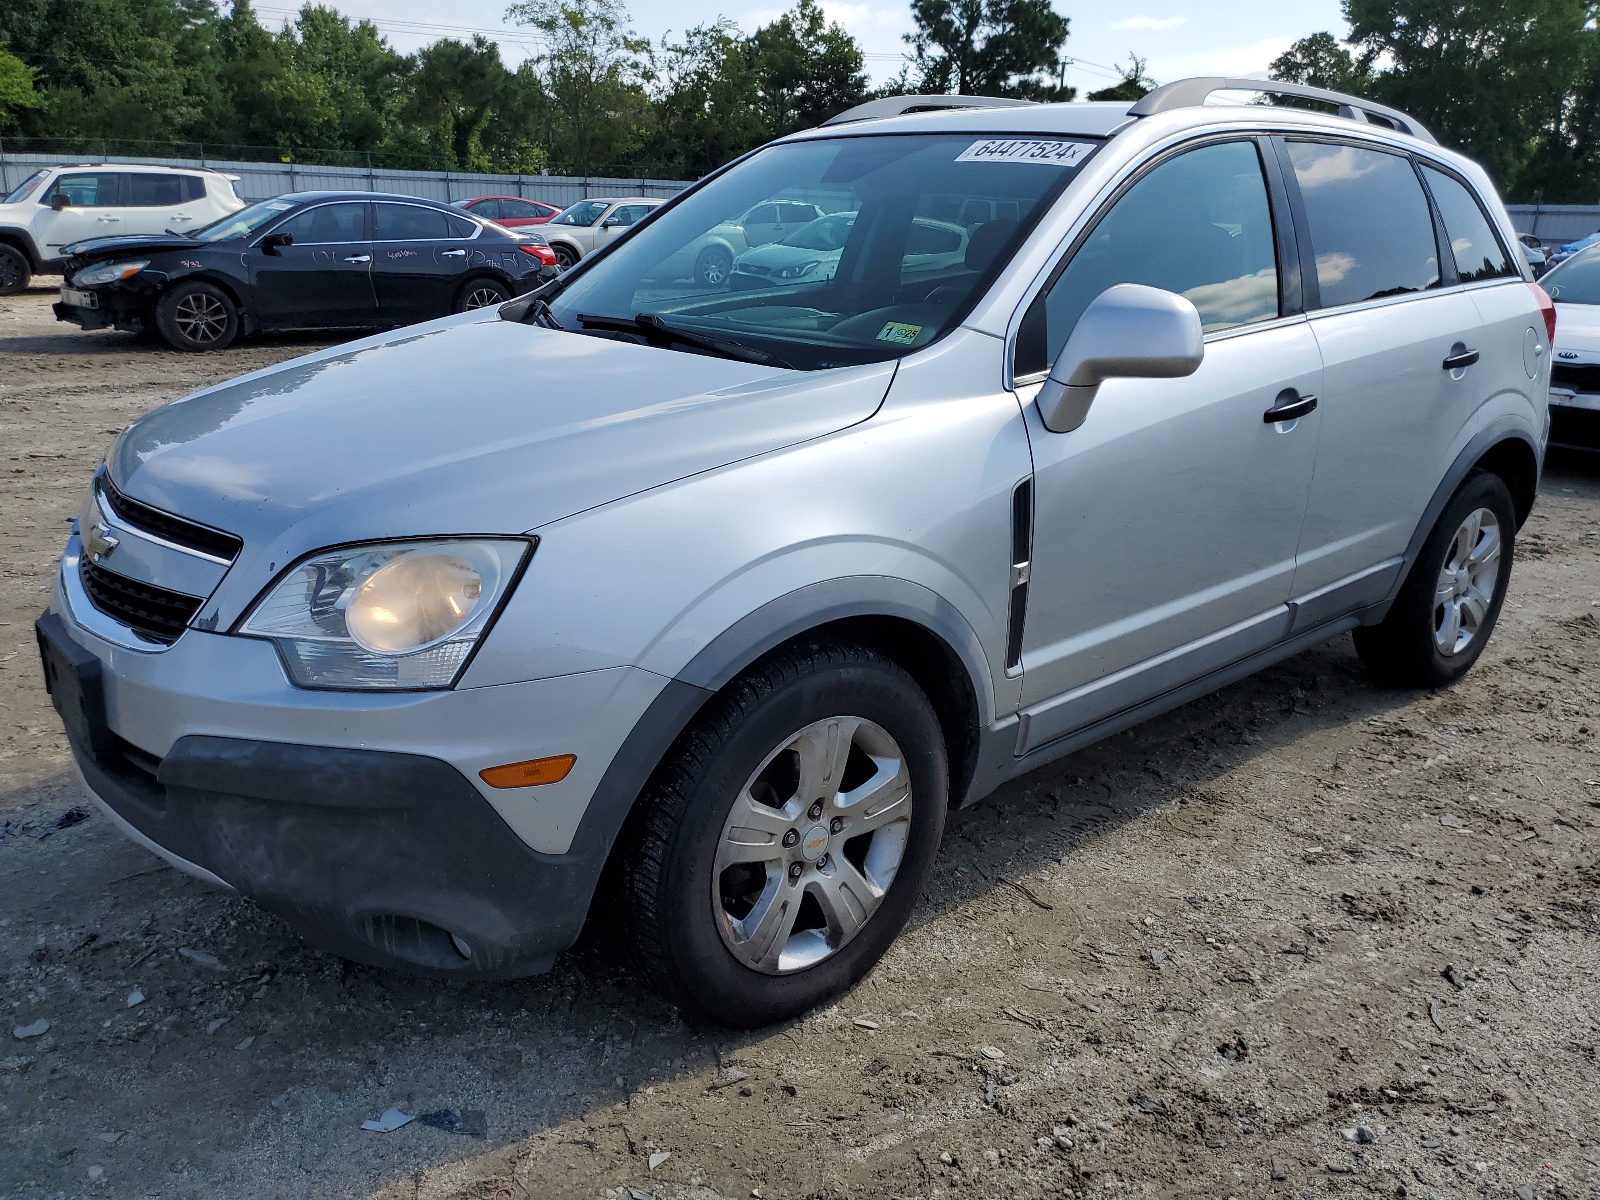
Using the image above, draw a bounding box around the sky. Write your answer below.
[248,1,1351,93]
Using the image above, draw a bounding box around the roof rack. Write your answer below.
[1128,77,1436,145]
[823,94,1035,127]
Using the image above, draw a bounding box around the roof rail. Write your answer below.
[1127,77,1436,145]
[823,94,1035,127]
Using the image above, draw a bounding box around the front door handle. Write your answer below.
[440,248,467,258]
[1443,343,1480,370]
[1264,389,1318,423]
[343,254,371,264]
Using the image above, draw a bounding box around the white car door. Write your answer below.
[34,171,129,259]
[123,172,201,236]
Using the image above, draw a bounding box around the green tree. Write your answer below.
[1085,54,1154,103]
[0,40,43,126]
[404,36,510,170]
[647,21,764,178]
[1268,30,1375,93]
[904,0,1073,100]
[748,0,869,134]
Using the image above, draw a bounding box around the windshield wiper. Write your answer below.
[576,312,790,368]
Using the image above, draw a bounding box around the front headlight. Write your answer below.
[73,260,149,287]
[776,260,820,279]
[239,538,531,690]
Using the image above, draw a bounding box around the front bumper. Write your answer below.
[1548,388,1600,449]
[45,558,674,977]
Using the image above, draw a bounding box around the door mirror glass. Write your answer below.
[259,232,294,255]
[1036,284,1204,433]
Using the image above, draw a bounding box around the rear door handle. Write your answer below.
[440,248,467,258]
[1443,344,1480,370]
[1264,390,1318,423]
[343,254,371,264]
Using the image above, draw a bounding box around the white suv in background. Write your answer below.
[0,164,245,293]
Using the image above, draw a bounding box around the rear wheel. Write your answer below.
[154,281,238,351]
[1353,471,1515,688]
[619,641,948,1028]
[0,244,30,295]
[552,244,579,271]
[454,277,511,312]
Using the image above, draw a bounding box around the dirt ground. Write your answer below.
[1,284,1597,1200]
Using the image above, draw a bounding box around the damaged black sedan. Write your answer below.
[53,191,559,351]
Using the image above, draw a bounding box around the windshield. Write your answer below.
[545,133,1097,370]
[4,169,49,205]
[553,200,608,227]
[1544,248,1600,305]
[188,198,297,242]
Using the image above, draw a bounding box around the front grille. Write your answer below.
[98,477,242,562]
[1550,363,1600,395]
[79,558,203,644]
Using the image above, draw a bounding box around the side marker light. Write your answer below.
[480,754,577,789]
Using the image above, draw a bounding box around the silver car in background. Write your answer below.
[38,78,1549,1028]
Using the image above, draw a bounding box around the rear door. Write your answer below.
[1280,138,1488,604]
[371,201,479,324]
[741,203,786,247]
[122,172,199,236]
[249,201,378,328]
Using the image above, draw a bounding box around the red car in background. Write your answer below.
[452,196,562,228]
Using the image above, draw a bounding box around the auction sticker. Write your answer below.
[876,321,923,345]
[956,139,1094,167]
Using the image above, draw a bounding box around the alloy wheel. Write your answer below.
[462,285,505,309]
[712,716,912,974]
[173,292,229,344]
[1432,506,1501,656]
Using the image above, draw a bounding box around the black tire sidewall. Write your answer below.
[454,276,511,312]
[1392,472,1516,686]
[0,245,28,295]
[155,281,238,352]
[552,245,578,271]
[657,658,947,1027]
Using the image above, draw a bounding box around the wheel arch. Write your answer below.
[0,227,41,271]
[454,271,514,305]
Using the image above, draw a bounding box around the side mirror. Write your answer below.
[51,193,71,211]
[1036,283,1205,434]
[258,232,293,255]
[600,217,619,229]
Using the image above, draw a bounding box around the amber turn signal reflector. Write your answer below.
[480,754,576,789]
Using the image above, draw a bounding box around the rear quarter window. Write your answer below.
[1420,164,1515,283]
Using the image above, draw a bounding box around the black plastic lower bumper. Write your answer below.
[1549,403,1600,451]
[74,732,602,978]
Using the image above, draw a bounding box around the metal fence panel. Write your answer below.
[1506,204,1600,245]
[0,151,693,207]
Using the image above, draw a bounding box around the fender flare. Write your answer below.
[0,227,42,270]
[547,576,999,923]
[1366,415,1541,621]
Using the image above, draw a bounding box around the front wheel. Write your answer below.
[620,642,948,1028]
[1353,471,1515,688]
[454,277,511,312]
[154,281,239,351]
[0,244,30,295]
[695,245,732,288]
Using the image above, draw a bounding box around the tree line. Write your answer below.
[0,0,1083,178]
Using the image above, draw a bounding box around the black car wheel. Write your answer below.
[155,281,239,352]
[618,640,948,1028]
[552,244,579,271]
[695,245,733,288]
[454,277,511,312]
[0,244,30,295]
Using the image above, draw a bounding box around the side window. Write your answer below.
[1286,141,1439,308]
[182,175,208,202]
[500,199,542,218]
[906,222,963,255]
[1419,165,1514,283]
[373,203,450,241]
[470,198,502,220]
[273,203,369,244]
[746,204,778,225]
[45,173,121,207]
[1016,140,1280,378]
[611,204,651,227]
[126,174,184,207]
[444,212,476,239]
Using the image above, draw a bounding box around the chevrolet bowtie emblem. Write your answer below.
[85,521,119,561]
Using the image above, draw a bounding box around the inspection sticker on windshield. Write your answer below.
[956,138,1094,167]
[876,321,923,345]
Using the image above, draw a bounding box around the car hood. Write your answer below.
[108,311,894,610]
[1552,302,1600,358]
[737,242,842,268]
[61,233,207,260]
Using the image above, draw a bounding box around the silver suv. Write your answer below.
[38,79,1550,1027]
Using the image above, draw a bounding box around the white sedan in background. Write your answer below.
[1540,244,1600,450]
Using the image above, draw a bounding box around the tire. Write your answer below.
[620,641,948,1028]
[1353,470,1516,688]
[694,244,732,288]
[154,280,239,352]
[551,244,579,271]
[0,244,29,295]
[453,276,511,312]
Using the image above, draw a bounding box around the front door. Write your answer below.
[249,201,377,328]
[1013,138,1323,752]
[35,172,128,258]
[1278,139,1494,600]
